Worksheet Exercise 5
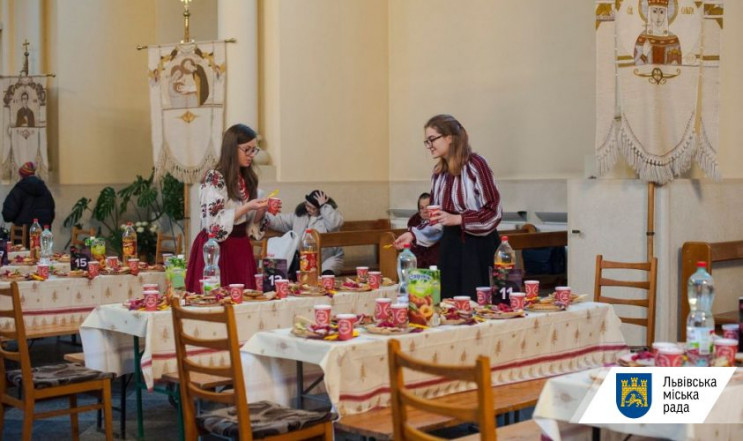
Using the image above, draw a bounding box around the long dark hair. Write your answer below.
[425,114,471,176]
[214,124,258,201]
[294,198,338,217]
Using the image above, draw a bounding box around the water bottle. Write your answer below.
[29,218,42,261]
[122,222,137,264]
[202,232,221,288]
[686,261,715,366]
[300,229,319,285]
[40,225,53,264]
[396,244,418,305]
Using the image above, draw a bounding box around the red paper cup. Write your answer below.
[356,266,369,282]
[321,274,336,291]
[453,296,472,313]
[368,271,382,289]
[375,298,392,322]
[656,346,684,367]
[142,283,159,293]
[87,261,100,279]
[314,304,332,327]
[714,338,737,366]
[336,313,356,341]
[510,292,526,310]
[275,279,289,299]
[476,286,492,306]
[722,324,739,341]
[652,342,678,360]
[229,283,244,304]
[427,205,441,225]
[36,263,49,280]
[143,290,159,311]
[524,280,539,299]
[106,256,120,270]
[391,304,408,328]
[554,286,571,304]
[128,258,140,276]
[254,273,264,292]
[268,197,281,215]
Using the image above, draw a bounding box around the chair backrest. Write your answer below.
[251,238,267,262]
[0,283,34,396]
[387,339,496,441]
[594,255,658,348]
[155,232,183,264]
[170,297,252,440]
[10,224,27,246]
[71,226,95,247]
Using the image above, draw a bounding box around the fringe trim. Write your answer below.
[153,137,218,184]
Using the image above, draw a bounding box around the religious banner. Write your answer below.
[595,0,723,184]
[148,41,226,183]
[1,75,49,181]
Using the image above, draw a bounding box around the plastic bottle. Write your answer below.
[122,222,137,263]
[396,244,418,305]
[300,229,319,285]
[202,232,220,288]
[40,225,53,264]
[494,236,516,269]
[686,261,715,366]
[29,218,42,261]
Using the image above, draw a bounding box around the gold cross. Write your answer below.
[22,39,30,54]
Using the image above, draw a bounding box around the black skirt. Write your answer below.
[438,226,500,300]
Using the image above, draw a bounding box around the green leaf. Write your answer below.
[62,198,91,228]
[161,173,185,220]
[138,187,158,208]
[92,187,117,222]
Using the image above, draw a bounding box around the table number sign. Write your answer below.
[262,258,287,293]
[70,245,92,271]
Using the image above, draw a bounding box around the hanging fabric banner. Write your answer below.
[148,41,226,184]
[1,75,49,181]
[595,0,723,184]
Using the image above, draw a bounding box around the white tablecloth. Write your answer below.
[1,262,72,275]
[534,368,743,441]
[0,272,166,337]
[242,302,628,415]
[79,286,398,389]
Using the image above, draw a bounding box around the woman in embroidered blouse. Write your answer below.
[185,124,269,293]
[394,114,503,300]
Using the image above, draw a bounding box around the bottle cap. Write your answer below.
[501,235,508,241]
[208,232,216,238]
[44,225,49,229]
[696,261,707,268]
[403,243,411,249]
[305,229,313,233]
[429,265,438,270]
[33,218,38,223]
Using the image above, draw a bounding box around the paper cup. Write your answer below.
[453,296,472,313]
[106,256,120,270]
[142,283,159,293]
[375,298,392,322]
[475,287,492,306]
[87,261,100,279]
[314,304,332,327]
[714,338,737,366]
[268,197,281,215]
[275,279,289,299]
[524,280,539,299]
[321,274,336,290]
[128,258,140,276]
[427,205,441,225]
[722,324,739,341]
[368,271,382,289]
[554,286,571,304]
[510,292,526,310]
[356,266,369,282]
[229,284,244,304]
[36,263,49,280]
[391,304,408,328]
[254,273,264,292]
[143,290,160,311]
[337,313,356,341]
[656,346,684,367]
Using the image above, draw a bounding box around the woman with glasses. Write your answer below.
[406,192,440,269]
[185,123,270,293]
[394,114,502,300]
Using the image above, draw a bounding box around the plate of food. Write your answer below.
[289,283,327,297]
[242,289,276,301]
[291,316,360,340]
[10,244,25,252]
[53,253,71,263]
[475,304,526,320]
[364,322,416,335]
[617,350,654,367]
[339,278,372,292]
[0,270,27,281]
[547,292,587,303]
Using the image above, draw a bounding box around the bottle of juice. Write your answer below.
[29,219,42,261]
[122,222,137,263]
[299,229,318,285]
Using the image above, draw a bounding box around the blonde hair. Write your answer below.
[425,114,471,176]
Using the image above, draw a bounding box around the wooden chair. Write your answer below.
[0,282,114,441]
[388,339,541,441]
[70,226,95,247]
[170,297,334,441]
[9,224,27,246]
[594,255,658,348]
[155,232,183,264]
[251,238,267,262]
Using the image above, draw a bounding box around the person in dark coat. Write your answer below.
[2,162,55,244]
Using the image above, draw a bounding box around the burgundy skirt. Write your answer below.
[185,224,258,293]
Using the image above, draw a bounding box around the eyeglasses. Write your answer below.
[423,135,443,148]
[238,146,261,156]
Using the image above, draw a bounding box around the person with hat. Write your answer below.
[266,190,344,277]
[2,162,55,245]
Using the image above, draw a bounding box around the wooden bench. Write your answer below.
[680,240,743,340]
[335,377,547,440]
[314,229,401,281]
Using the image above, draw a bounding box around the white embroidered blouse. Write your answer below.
[200,170,265,242]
